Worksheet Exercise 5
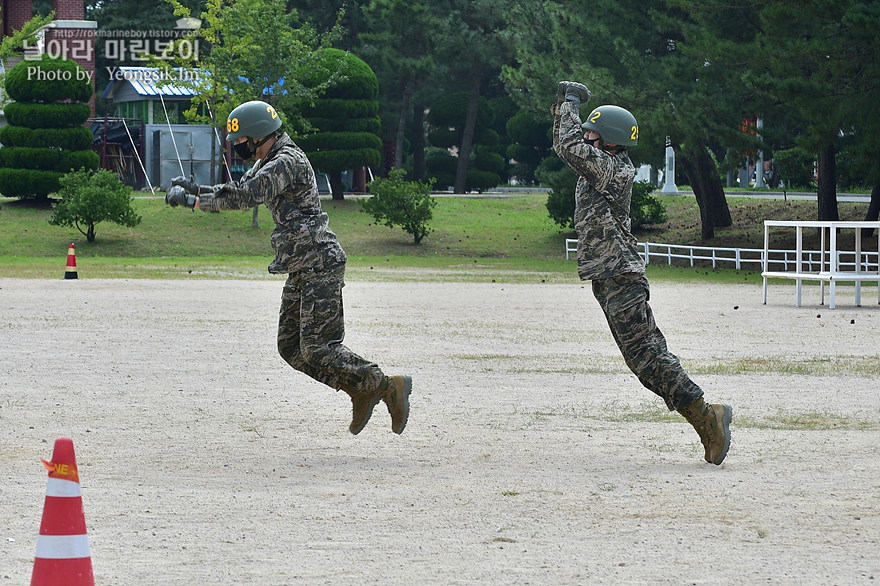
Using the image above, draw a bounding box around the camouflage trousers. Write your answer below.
[591,273,702,411]
[277,264,385,394]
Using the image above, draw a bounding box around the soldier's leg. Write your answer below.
[277,271,331,385]
[299,264,412,434]
[592,273,731,463]
[591,273,702,411]
[298,264,385,392]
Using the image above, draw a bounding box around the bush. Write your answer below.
[4,102,91,129]
[5,54,92,103]
[775,147,815,189]
[538,155,578,229]
[540,157,667,230]
[630,180,668,229]
[0,56,97,200]
[49,169,141,243]
[0,125,93,150]
[0,168,64,198]
[361,169,436,244]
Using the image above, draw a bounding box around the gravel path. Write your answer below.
[2,277,878,584]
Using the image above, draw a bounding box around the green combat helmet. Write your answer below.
[226,100,283,160]
[226,100,282,141]
[581,105,639,147]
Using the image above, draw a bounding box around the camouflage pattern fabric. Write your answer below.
[592,273,703,411]
[197,132,346,274]
[552,101,644,281]
[553,99,702,411]
[198,132,382,394]
[278,264,385,394]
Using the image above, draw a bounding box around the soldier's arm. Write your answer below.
[197,156,293,212]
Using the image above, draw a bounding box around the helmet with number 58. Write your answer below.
[226,100,282,141]
[580,105,639,147]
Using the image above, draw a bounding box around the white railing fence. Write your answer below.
[564,239,880,273]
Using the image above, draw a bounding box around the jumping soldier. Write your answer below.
[165,99,412,435]
[552,81,732,465]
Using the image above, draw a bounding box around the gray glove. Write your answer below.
[165,185,197,209]
[171,175,199,195]
[557,81,591,106]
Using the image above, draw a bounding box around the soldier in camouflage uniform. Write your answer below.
[552,82,732,465]
[166,100,412,436]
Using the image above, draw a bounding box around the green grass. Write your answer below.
[0,191,873,282]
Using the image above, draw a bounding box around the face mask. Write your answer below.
[234,140,255,160]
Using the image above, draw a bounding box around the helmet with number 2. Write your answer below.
[580,105,639,147]
[226,100,282,141]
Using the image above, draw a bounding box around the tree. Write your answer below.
[296,48,382,200]
[502,0,736,239]
[362,169,436,243]
[159,0,342,224]
[359,0,437,172]
[679,0,880,225]
[432,0,513,193]
[506,108,551,186]
[162,0,342,138]
[426,91,501,192]
[49,168,142,242]
[0,55,99,200]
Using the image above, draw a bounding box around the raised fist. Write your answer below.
[557,81,591,106]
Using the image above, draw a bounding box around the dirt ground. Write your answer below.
[2,276,879,585]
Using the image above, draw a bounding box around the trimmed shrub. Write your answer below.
[296,49,383,200]
[775,147,815,189]
[0,126,94,150]
[630,180,668,229]
[307,116,381,134]
[4,102,92,129]
[5,54,92,103]
[296,131,382,152]
[0,56,96,200]
[0,168,64,198]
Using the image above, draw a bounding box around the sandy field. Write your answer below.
[1,275,879,585]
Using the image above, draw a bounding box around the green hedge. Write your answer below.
[309,148,381,173]
[296,131,382,153]
[298,48,379,101]
[427,128,458,150]
[4,102,91,129]
[474,149,505,174]
[5,55,92,103]
[307,116,381,134]
[0,146,98,172]
[0,168,63,198]
[0,126,93,151]
[304,99,379,120]
[466,169,500,193]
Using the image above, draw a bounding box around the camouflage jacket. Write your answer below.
[197,133,346,274]
[552,101,644,281]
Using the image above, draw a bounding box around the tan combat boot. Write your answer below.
[339,385,382,435]
[379,375,412,434]
[679,397,732,465]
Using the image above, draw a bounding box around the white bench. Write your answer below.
[565,238,578,260]
[762,220,880,309]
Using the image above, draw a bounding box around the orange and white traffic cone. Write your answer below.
[31,438,94,586]
[64,243,78,280]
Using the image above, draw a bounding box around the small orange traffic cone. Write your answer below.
[64,243,78,280]
[31,438,94,586]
